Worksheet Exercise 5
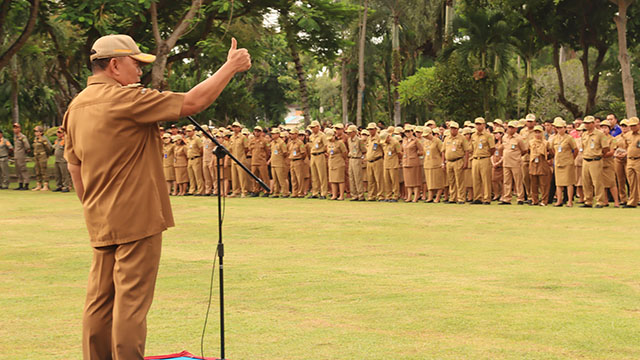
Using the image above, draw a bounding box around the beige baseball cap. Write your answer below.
[367,122,377,130]
[346,125,357,133]
[627,117,639,126]
[90,35,155,63]
[583,116,595,123]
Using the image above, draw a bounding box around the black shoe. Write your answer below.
[52,187,62,192]
[526,200,532,205]
[447,201,456,204]
[517,201,524,205]
[22,184,29,190]
[594,204,603,208]
[61,189,70,193]
[483,202,491,205]
[471,200,482,205]
[622,204,637,208]
[553,204,562,207]
[14,183,23,190]
[318,196,326,199]
[498,201,511,205]
[389,199,398,202]
[580,204,592,208]
[457,201,465,205]
[424,199,433,203]
[281,195,290,198]
[261,193,269,197]
[309,195,318,199]
[184,193,193,196]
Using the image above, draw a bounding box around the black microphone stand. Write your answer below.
[187,116,270,360]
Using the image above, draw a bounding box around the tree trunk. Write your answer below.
[612,0,637,118]
[552,43,582,118]
[0,0,39,71]
[391,11,401,126]
[356,0,369,127]
[341,57,349,125]
[289,43,311,126]
[444,0,455,44]
[10,55,19,124]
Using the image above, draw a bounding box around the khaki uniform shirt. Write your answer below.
[623,131,640,159]
[33,137,52,157]
[327,140,347,169]
[348,136,366,159]
[581,129,608,159]
[471,131,495,158]
[270,138,288,167]
[529,138,552,175]
[174,144,188,167]
[186,136,203,159]
[520,127,535,162]
[163,143,175,168]
[229,133,249,162]
[0,137,13,157]
[309,132,328,154]
[550,133,577,168]
[402,138,422,167]
[13,133,30,157]
[502,133,526,168]
[53,138,66,163]
[423,137,444,169]
[288,139,306,160]
[62,74,185,246]
[603,136,616,169]
[444,134,470,161]
[250,137,270,165]
[202,137,214,164]
[383,138,403,169]
[366,133,383,161]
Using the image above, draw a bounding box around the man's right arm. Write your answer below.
[68,162,84,201]
[180,38,251,117]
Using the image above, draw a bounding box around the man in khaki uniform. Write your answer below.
[580,115,609,207]
[201,126,215,196]
[52,128,71,192]
[614,119,629,204]
[31,125,53,191]
[185,124,204,195]
[288,128,306,197]
[444,122,471,204]
[381,131,403,202]
[346,125,366,201]
[12,123,31,190]
[623,117,640,207]
[309,120,328,198]
[471,117,495,204]
[0,129,13,189]
[63,34,250,360]
[269,128,289,197]
[499,121,527,205]
[229,121,250,197]
[365,122,384,201]
[249,126,270,196]
[520,113,536,201]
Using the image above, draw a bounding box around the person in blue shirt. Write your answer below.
[607,113,623,137]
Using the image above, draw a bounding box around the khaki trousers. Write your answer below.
[522,162,531,200]
[582,159,605,206]
[271,166,289,196]
[348,158,365,199]
[54,161,72,190]
[231,162,247,195]
[626,159,640,206]
[384,167,400,200]
[34,154,49,183]
[290,160,305,197]
[310,154,328,197]
[530,174,551,205]
[492,167,503,199]
[83,233,162,360]
[0,157,9,187]
[366,159,384,200]
[187,157,204,194]
[251,164,269,193]
[14,154,29,183]
[502,166,525,202]
[614,159,628,203]
[446,160,465,202]
[472,157,492,202]
[203,159,213,194]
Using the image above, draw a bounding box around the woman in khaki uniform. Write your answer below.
[600,121,620,207]
[529,125,554,206]
[402,125,424,202]
[302,132,312,195]
[574,124,585,203]
[173,135,189,196]
[162,133,176,195]
[326,128,348,200]
[491,128,504,201]
[462,128,474,202]
[422,127,445,202]
[381,131,403,202]
[550,118,577,207]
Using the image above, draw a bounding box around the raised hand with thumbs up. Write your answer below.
[227,37,252,73]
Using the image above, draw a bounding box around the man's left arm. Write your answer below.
[68,162,84,200]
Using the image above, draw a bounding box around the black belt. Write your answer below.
[0,155,7,159]
[474,156,490,160]
[447,157,463,162]
[312,152,324,156]
[247,156,252,159]
[584,157,602,162]
[349,156,363,159]
[189,156,201,160]
[368,156,383,163]
[629,157,640,160]
[292,158,303,161]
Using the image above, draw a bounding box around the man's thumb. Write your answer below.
[230,37,237,51]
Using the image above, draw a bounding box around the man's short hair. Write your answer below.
[90,50,112,72]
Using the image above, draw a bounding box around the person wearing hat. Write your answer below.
[228,121,250,197]
[324,128,347,200]
[267,128,289,197]
[520,114,537,202]
[201,127,215,196]
[414,126,427,200]
[621,117,640,207]
[499,121,527,205]
[599,120,621,207]
[380,131,403,202]
[574,123,586,203]
[491,127,504,201]
[0,129,14,189]
[184,124,205,196]
[287,128,306,197]
[51,128,72,193]
[402,124,423,202]
[614,119,630,205]
[346,125,366,201]
[422,127,445,202]
[365,122,384,201]
[549,117,577,207]
[248,126,270,197]
[308,120,329,199]
[173,135,189,196]
[470,117,495,204]
[63,33,251,359]
[528,125,553,206]
[579,116,609,207]
[11,123,30,190]
[461,128,475,201]
[30,125,53,191]
[443,122,470,204]
[162,133,176,195]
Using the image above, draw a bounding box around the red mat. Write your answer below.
[145,350,220,359]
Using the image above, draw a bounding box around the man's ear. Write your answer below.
[109,58,119,75]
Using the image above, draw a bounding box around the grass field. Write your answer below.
[1,187,640,359]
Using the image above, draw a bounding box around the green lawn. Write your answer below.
[1,189,640,359]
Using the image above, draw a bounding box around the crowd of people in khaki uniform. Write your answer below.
[0,122,72,192]
[159,112,640,208]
